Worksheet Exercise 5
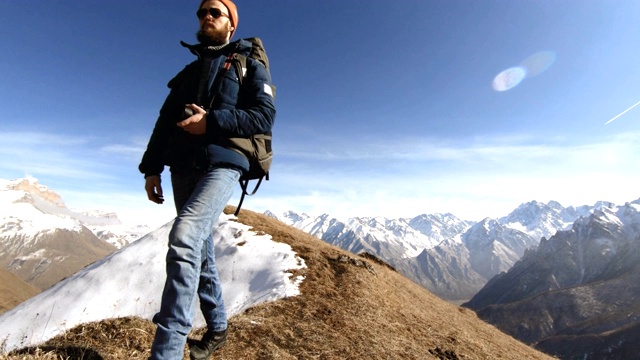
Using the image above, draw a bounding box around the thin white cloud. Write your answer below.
[279,131,640,166]
[2,130,638,223]
[258,169,640,221]
[101,143,145,158]
[100,136,148,159]
[0,132,90,147]
[263,131,640,220]
[0,131,148,178]
[0,134,108,180]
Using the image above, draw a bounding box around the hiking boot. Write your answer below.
[189,328,228,360]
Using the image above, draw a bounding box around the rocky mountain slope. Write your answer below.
[0,178,149,290]
[0,266,38,315]
[464,200,640,359]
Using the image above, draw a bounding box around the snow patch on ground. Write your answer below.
[0,214,306,354]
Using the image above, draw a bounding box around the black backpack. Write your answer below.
[222,38,275,216]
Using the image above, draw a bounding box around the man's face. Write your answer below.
[197,0,234,45]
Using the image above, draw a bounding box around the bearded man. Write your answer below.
[138,1,276,358]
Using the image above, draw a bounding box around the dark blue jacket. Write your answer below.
[139,39,276,177]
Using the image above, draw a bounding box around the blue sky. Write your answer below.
[1,0,639,226]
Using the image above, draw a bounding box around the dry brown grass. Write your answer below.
[3,207,557,360]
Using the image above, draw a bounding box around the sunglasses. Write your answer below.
[196,8,230,20]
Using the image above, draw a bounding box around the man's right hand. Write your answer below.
[145,175,164,204]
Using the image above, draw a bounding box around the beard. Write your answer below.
[197,25,229,46]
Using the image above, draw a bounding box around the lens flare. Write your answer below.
[521,51,556,78]
[492,51,556,92]
[492,67,527,92]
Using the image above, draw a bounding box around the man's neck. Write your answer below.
[201,41,230,52]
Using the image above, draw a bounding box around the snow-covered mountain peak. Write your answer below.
[498,200,584,242]
[2,177,65,208]
[500,200,550,226]
[272,210,322,226]
[405,213,470,232]
[0,182,81,237]
[463,219,503,246]
[546,200,564,211]
[0,178,146,248]
[593,200,616,211]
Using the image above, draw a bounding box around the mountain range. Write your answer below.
[269,198,640,359]
[268,200,610,302]
[463,200,640,359]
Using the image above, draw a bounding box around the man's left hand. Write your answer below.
[177,104,207,135]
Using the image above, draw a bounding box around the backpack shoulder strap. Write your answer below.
[233,53,248,87]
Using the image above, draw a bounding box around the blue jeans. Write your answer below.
[149,167,240,360]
